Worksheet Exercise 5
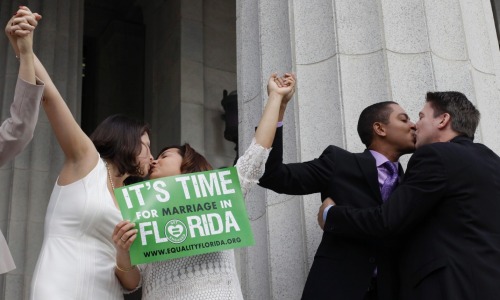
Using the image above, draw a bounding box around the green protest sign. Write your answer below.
[115,167,255,265]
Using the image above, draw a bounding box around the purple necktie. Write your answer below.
[381,161,398,202]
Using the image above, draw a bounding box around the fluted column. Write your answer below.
[0,1,83,299]
[237,1,306,299]
[236,1,272,298]
[237,0,500,299]
[460,0,500,153]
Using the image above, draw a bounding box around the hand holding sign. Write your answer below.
[113,220,137,252]
[112,220,141,278]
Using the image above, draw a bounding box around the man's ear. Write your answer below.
[373,122,386,137]
[437,113,451,129]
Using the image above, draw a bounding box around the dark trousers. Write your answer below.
[301,256,371,300]
[364,277,378,300]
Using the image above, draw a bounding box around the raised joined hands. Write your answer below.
[267,72,296,106]
[5,6,42,55]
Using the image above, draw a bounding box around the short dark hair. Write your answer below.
[425,91,480,138]
[357,101,398,147]
[157,143,212,174]
[90,114,150,176]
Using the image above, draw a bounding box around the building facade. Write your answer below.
[1,0,500,299]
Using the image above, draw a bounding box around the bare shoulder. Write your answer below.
[57,148,100,186]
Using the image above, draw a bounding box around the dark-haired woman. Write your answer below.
[113,73,296,299]
[7,7,153,300]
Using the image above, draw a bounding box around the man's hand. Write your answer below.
[281,73,296,106]
[317,197,336,230]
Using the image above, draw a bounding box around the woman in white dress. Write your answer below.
[113,73,296,299]
[7,7,154,300]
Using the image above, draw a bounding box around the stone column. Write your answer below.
[0,1,83,299]
[237,0,500,299]
[141,0,182,152]
[141,0,236,164]
[237,0,307,299]
[179,0,205,153]
[202,0,238,169]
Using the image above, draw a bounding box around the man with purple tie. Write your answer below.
[322,92,500,300]
[259,101,416,300]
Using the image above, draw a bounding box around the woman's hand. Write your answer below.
[113,220,142,290]
[5,6,41,55]
[267,73,296,103]
[267,73,296,121]
[113,220,138,253]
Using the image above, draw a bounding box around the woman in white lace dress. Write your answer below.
[113,73,296,299]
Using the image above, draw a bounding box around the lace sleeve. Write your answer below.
[235,138,271,198]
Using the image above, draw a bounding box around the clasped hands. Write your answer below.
[268,72,295,102]
[5,6,41,45]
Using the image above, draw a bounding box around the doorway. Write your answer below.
[82,0,145,134]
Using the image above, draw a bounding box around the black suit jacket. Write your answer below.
[259,127,400,300]
[328,136,500,300]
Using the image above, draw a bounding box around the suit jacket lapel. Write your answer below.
[356,150,383,203]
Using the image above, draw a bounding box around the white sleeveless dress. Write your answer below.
[30,157,123,299]
[0,231,15,273]
[140,139,270,300]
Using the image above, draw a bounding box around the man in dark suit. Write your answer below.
[259,101,416,300]
[321,91,500,300]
